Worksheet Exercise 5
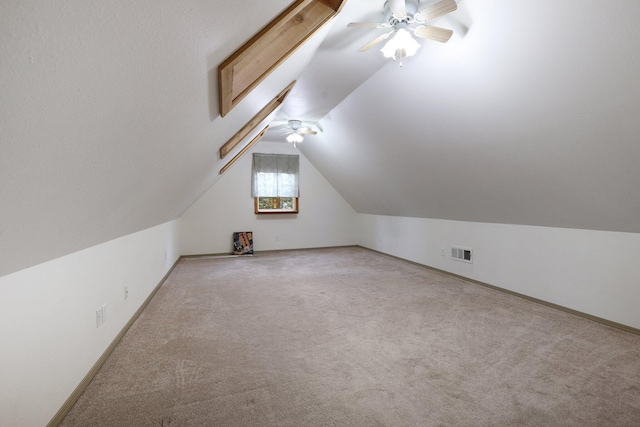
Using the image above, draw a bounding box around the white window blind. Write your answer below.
[251,153,299,197]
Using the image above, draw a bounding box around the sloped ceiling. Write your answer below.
[2,0,640,276]
[0,0,331,276]
[281,0,640,233]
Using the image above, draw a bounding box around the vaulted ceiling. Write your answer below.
[2,0,640,276]
[290,0,640,232]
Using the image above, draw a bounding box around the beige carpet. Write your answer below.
[61,247,640,426]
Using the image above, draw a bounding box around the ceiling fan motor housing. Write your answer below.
[384,0,419,24]
[289,120,303,131]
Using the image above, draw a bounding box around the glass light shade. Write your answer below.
[380,28,421,63]
[286,133,304,143]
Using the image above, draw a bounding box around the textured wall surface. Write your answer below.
[4,0,640,278]
[0,0,323,276]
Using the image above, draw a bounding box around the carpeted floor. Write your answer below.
[61,247,640,426]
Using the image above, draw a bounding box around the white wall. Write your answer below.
[359,214,640,330]
[6,188,637,427]
[0,220,181,427]
[180,141,358,255]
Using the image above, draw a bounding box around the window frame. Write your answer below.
[254,196,299,214]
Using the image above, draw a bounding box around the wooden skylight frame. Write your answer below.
[219,126,269,175]
[219,81,296,160]
[218,0,347,117]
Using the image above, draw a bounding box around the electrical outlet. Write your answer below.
[124,285,129,300]
[440,247,445,256]
[102,303,107,323]
[96,307,103,328]
[276,235,279,241]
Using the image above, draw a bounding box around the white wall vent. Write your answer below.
[451,246,473,263]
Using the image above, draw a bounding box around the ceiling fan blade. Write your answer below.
[268,119,290,127]
[414,25,453,43]
[268,124,290,131]
[358,31,394,52]
[417,0,457,21]
[348,22,387,29]
[388,0,407,19]
[299,129,317,135]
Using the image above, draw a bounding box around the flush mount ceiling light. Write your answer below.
[348,0,457,66]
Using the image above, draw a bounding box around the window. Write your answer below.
[252,153,299,214]
[254,196,298,214]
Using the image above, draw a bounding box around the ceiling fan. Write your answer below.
[268,120,322,146]
[348,0,457,65]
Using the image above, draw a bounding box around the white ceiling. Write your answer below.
[2,0,640,276]
[280,0,640,230]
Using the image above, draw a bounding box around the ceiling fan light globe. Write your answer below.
[381,28,420,61]
[380,37,397,59]
[396,28,421,56]
[286,133,304,143]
